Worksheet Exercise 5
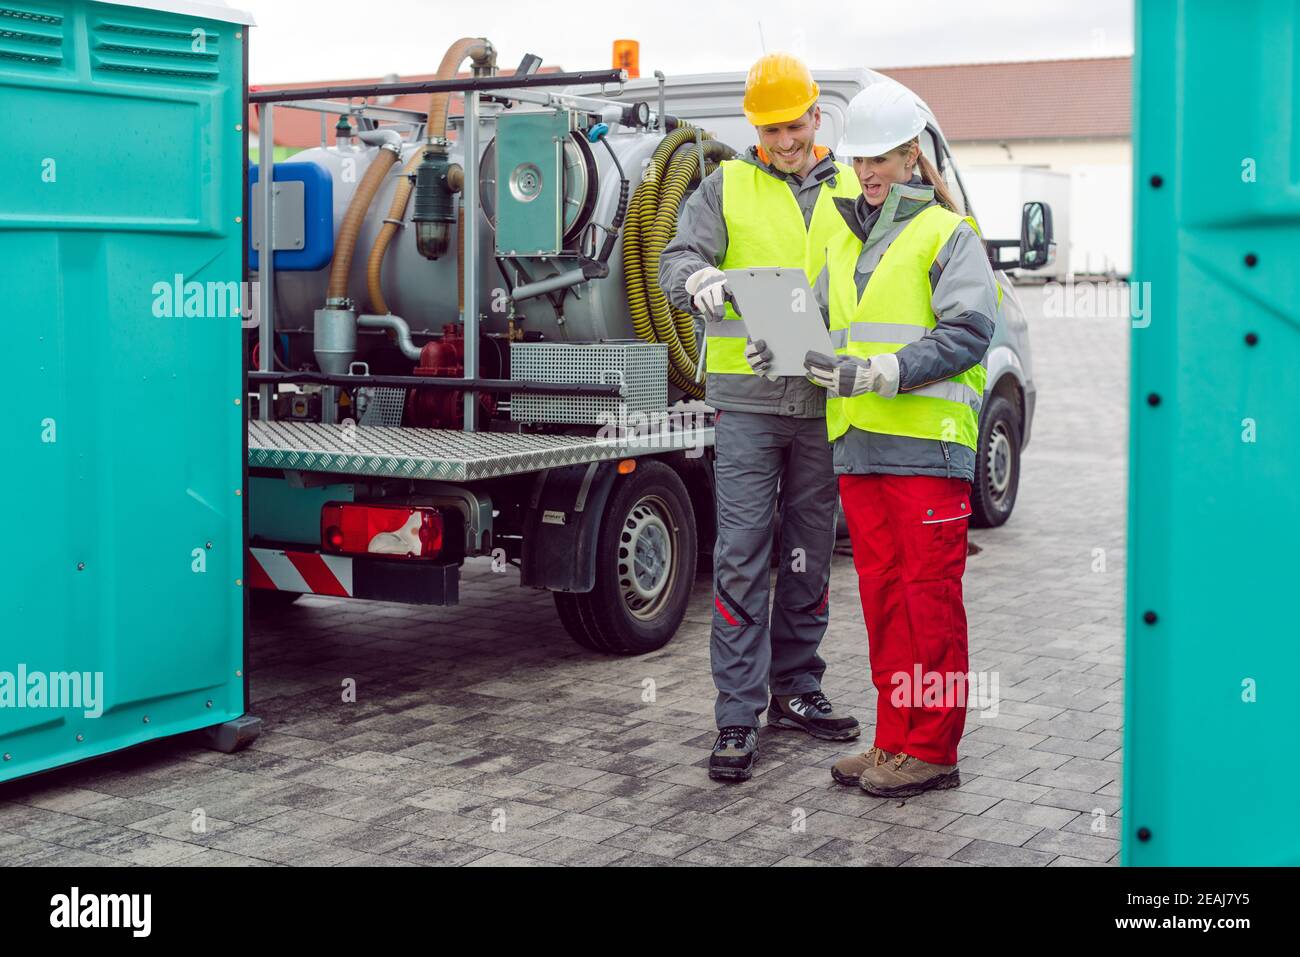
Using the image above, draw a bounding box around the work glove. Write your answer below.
[684,265,729,321]
[744,337,778,380]
[804,351,900,399]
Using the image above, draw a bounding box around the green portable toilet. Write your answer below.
[1,0,258,783]
[1126,0,1300,864]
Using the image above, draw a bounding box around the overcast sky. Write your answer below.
[245,0,1133,85]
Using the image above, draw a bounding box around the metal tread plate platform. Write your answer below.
[249,420,713,482]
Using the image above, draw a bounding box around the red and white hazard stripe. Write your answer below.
[248,547,353,597]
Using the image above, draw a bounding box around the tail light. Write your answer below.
[321,503,444,559]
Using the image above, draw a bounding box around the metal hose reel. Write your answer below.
[478,125,599,252]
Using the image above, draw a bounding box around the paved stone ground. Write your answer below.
[0,286,1129,867]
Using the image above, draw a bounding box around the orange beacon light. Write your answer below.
[613,39,640,79]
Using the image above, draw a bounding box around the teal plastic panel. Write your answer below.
[494,110,573,256]
[1,0,248,783]
[1125,0,1300,864]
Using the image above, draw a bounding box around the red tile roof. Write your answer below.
[250,57,1131,149]
[879,56,1130,142]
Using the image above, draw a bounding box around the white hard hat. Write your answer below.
[835,80,927,158]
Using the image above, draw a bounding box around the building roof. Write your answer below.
[250,56,1132,149]
[879,56,1130,142]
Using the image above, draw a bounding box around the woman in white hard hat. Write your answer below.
[803,79,1001,798]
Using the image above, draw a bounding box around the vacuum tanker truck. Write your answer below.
[244,38,1052,655]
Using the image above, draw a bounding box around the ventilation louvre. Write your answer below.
[0,5,65,69]
[91,17,221,82]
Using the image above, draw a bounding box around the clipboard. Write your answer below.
[724,267,835,376]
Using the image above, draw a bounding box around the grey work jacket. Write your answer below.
[659,146,848,417]
[815,177,999,481]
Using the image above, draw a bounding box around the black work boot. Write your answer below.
[767,691,861,741]
[708,726,759,782]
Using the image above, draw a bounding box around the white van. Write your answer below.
[573,68,1055,526]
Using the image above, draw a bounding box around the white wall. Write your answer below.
[951,138,1132,277]
[960,166,1072,280]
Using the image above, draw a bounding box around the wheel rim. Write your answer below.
[618,494,676,621]
[987,422,1014,507]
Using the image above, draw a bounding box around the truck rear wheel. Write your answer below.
[554,460,697,655]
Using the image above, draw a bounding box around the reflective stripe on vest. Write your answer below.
[706,159,861,375]
[824,204,987,449]
[830,322,931,348]
[911,379,983,411]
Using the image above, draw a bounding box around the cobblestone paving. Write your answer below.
[0,286,1129,867]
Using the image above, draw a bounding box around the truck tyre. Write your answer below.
[971,394,1022,528]
[554,460,697,655]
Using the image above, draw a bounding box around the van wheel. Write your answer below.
[554,460,697,655]
[971,394,1022,528]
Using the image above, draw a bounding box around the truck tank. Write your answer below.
[271,108,735,402]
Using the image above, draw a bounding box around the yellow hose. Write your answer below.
[622,125,717,399]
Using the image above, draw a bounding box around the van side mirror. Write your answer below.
[1019,201,1055,270]
[984,201,1056,271]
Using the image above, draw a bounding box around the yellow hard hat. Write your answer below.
[743,52,820,126]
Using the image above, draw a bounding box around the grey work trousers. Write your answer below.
[710,409,838,729]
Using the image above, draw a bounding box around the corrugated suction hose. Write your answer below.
[622,125,725,400]
[326,146,399,303]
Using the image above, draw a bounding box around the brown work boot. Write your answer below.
[859,751,960,798]
[831,746,895,786]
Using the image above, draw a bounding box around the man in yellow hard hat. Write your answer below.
[660,53,863,782]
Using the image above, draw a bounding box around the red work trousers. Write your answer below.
[839,473,971,766]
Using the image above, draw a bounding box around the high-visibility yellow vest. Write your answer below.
[707,158,861,375]
[824,204,991,449]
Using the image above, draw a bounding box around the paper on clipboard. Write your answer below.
[724,268,835,376]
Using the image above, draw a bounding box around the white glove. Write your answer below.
[684,266,729,321]
[862,352,900,398]
[804,351,900,399]
[744,337,777,380]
